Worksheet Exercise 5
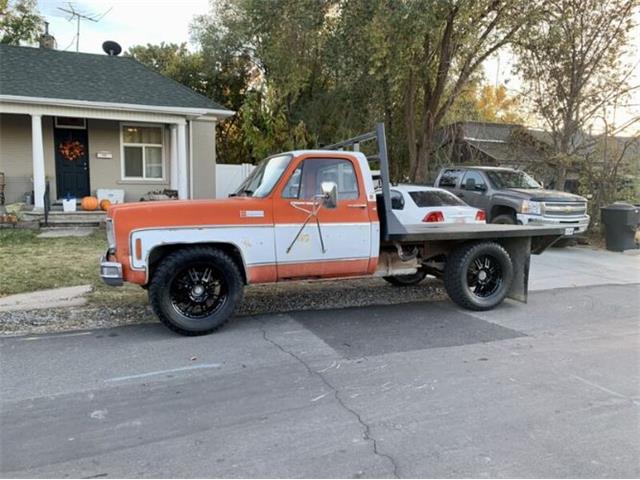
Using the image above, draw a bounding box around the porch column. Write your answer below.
[31,114,46,210]
[170,124,178,191]
[176,122,188,200]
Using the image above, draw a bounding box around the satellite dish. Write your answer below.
[102,40,122,56]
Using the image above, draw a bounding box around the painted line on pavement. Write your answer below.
[20,331,93,341]
[105,363,222,383]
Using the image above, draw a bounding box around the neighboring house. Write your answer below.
[435,121,561,186]
[436,121,640,194]
[0,43,233,209]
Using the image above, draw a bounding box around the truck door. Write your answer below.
[272,155,372,280]
[459,170,490,211]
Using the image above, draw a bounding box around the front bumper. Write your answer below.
[516,214,590,235]
[100,254,123,286]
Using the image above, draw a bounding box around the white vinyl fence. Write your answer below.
[215,163,256,199]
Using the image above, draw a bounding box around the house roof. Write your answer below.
[0,44,231,114]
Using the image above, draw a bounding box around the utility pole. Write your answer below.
[57,3,111,52]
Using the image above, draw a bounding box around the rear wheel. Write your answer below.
[443,241,513,311]
[383,269,428,286]
[491,214,516,225]
[149,247,243,336]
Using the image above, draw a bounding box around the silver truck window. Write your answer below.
[461,170,486,190]
[486,170,541,189]
[438,169,463,188]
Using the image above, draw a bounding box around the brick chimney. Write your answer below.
[39,22,57,49]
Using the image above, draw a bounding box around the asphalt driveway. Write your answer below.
[1,247,639,478]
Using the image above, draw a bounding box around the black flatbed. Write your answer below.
[387,224,567,242]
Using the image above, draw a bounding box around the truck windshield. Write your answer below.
[485,170,541,189]
[233,154,292,197]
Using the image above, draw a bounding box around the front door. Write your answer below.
[54,127,90,199]
[272,155,372,280]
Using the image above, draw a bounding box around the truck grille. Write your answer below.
[543,201,587,218]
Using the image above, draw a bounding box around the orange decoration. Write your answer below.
[100,199,111,211]
[81,196,99,211]
[58,139,85,161]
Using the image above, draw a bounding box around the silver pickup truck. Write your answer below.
[434,166,590,235]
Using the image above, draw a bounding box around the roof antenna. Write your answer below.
[57,3,112,52]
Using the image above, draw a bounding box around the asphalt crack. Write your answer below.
[261,324,401,478]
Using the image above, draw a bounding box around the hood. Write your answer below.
[108,197,271,230]
[507,188,587,203]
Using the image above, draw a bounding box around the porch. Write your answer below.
[0,109,218,211]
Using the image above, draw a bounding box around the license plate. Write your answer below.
[564,227,575,236]
[455,218,467,224]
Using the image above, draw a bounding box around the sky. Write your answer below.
[38,0,209,53]
[38,0,639,135]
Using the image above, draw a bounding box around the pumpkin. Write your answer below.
[81,196,99,211]
[99,199,111,211]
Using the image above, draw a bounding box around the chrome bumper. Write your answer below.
[100,254,123,286]
[517,214,590,235]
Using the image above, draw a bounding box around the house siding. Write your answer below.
[0,114,179,204]
[89,119,171,202]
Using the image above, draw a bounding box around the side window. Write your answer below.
[461,170,486,190]
[390,190,405,210]
[282,158,360,201]
[438,169,463,188]
[282,165,302,199]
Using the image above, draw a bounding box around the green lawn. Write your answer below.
[0,228,146,306]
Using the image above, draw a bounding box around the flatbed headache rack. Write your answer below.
[322,122,566,250]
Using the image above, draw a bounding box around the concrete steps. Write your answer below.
[22,210,106,227]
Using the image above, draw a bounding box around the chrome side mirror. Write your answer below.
[321,181,338,209]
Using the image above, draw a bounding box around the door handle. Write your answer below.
[347,204,368,209]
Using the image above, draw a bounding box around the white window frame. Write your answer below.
[55,116,86,129]
[120,122,166,182]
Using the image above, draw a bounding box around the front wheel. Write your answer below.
[443,241,513,311]
[149,247,243,336]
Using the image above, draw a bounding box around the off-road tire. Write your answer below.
[383,269,428,286]
[443,241,514,311]
[491,214,516,225]
[149,247,243,336]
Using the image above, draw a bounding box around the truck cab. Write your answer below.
[434,166,590,234]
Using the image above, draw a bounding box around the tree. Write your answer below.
[128,43,211,96]
[514,0,638,190]
[356,0,535,183]
[128,40,254,164]
[0,0,43,45]
[579,117,640,224]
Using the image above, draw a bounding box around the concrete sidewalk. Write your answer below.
[530,246,640,291]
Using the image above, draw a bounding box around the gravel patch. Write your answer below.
[0,277,446,337]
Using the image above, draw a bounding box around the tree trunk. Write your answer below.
[556,165,567,191]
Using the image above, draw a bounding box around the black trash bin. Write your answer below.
[600,202,640,252]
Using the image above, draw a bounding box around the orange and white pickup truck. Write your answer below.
[100,124,565,335]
